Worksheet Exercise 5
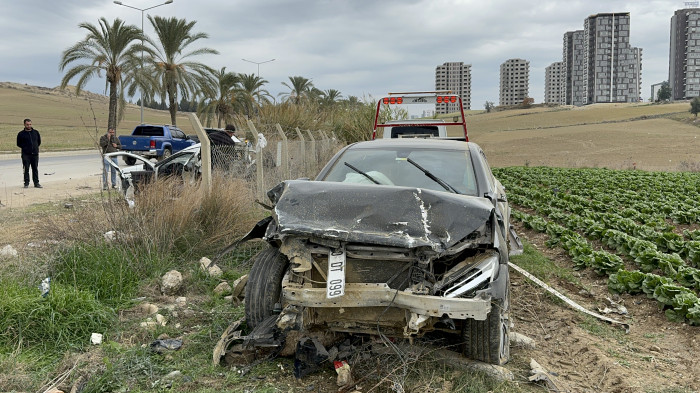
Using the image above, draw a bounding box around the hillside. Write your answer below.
[2,82,699,172]
[0,82,195,153]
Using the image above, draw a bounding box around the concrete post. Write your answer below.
[187,113,211,195]
[275,123,289,179]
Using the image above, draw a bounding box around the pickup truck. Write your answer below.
[371,92,469,141]
[118,124,196,165]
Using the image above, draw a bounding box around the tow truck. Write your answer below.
[371,91,469,141]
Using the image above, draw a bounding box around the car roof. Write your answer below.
[348,138,473,151]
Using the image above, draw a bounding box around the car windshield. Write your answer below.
[321,147,478,196]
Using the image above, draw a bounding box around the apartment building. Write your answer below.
[583,13,642,103]
[499,58,530,106]
[561,13,642,105]
[545,61,565,104]
[434,62,471,113]
[670,8,700,100]
[563,30,587,105]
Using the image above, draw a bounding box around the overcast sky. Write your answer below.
[0,0,691,109]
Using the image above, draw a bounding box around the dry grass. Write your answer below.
[36,174,261,258]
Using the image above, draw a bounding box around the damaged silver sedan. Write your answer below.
[243,139,522,365]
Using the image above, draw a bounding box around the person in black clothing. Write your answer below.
[16,118,42,188]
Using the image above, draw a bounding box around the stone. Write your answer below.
[90,333,103,345]
[175,296,187,307]
[199,257,212,270]
[140,303,159,315]
[207,264,223,278]
[0,245,18,258]
[156,313,167,326]
[161,270,183,295]
[510,332,536,349]
[214,281,232,296]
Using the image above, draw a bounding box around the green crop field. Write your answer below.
[494,166,700,325]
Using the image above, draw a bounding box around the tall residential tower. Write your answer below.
[670,8,700,100]
[434,62,471,113]
[499,58,530,106]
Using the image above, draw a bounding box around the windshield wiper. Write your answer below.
[405,157,460,194]
[344,162,380,184]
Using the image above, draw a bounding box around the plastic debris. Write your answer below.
[91,333,103,345]
[150,338,183,353]
[39,277,51,297]
[334,360,353,388]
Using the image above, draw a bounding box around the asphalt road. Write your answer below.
[0,150,103,189]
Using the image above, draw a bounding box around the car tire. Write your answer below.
[124,157,136,166]
[244,245,289,330]
[160,148,172,161]
[462,274,510,365]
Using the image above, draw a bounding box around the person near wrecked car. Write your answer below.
[224,124,241,143]
[16,118,42,188]
[99,127,122,190]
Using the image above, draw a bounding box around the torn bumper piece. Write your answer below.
[282,280,492,321]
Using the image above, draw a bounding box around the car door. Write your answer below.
[169,127,193,151]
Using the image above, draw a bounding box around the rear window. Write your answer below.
[132,126,165,137]
[321,147,478,195]
[389,126,440,138]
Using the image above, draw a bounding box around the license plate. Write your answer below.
[326,247,346,299]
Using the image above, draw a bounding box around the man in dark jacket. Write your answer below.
[16,118,42,188]
[100,127,122,190]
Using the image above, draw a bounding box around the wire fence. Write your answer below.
[208,121,344,201]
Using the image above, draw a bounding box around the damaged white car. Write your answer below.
[104,144,201,200]
[242,139,522,365]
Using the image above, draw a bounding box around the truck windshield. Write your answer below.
[321,148,478,196]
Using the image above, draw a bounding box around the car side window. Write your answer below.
[479,149,495,190]
[171,128,185,139]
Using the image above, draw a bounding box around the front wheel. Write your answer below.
[244,245,289,330]
[462,274,510,365]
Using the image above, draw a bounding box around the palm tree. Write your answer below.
[144,15,218,126]
[321,89,343,107]
[59,17,144,129]
[280,76,314,104]
[197,67,239,128]
[237,73,271,118]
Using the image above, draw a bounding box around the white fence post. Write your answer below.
[187,113,211,195]
[295,127,306,176]
[275,123,289,179]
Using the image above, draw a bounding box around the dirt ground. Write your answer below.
[509,222,700,393]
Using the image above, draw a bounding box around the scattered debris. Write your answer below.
[509,262,630,332]
[90,333,103,345]
[39,277,51,297]
[0,244,18,258]
[510,332,536,349]
[598,297,628,315]
[294,336,330,378]
[64,202,73,209]
[161,270,183,295]
[103,230,117,242]
[529,358,570,392]
[150,338,183,353]
[334,360,354,388]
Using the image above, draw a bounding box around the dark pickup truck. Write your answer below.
[118,124,196,165]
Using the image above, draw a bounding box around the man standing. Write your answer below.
[224,124,241,143]
[16,118,41,188]
[99,127,122,190]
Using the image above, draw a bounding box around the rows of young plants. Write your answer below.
[493,166,700,325]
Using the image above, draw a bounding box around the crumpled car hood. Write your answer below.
[267,180,494,252]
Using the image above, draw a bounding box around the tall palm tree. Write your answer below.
[144,15,218,126]
[197,67,239,128]
[280,76,314,104]
[237,73,272,118]
[59,17,144,129]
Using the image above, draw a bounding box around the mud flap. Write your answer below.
[508,224,523,256]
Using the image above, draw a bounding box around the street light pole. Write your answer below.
[114,0,174,124]
[242,58,275,105]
